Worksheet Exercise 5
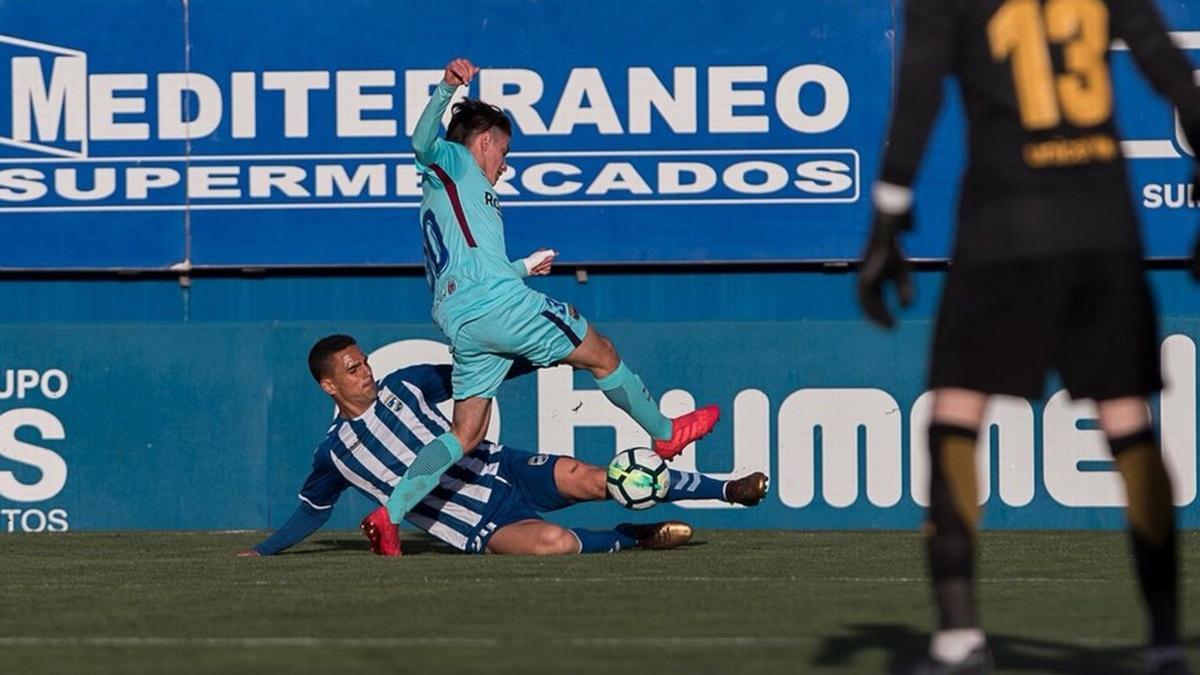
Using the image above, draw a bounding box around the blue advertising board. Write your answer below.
[0,1,187,269]
[0,0,1197,268]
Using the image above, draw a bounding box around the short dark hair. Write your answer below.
[446,98,512,145]
[308,334,357,382]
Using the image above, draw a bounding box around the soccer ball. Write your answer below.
[606,447,670,510]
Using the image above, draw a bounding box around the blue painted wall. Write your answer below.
[0,267,1197,534]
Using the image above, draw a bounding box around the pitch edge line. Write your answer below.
[0,636,816,649]
[0,637,501,648]
[0,635,1136,649]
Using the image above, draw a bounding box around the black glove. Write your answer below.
[858,209,914,329]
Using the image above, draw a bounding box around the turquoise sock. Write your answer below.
[385,432,464,523]
[595,362,672,440]
[570,528,638,553]
[666,470,727,502]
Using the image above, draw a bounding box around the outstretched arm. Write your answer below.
[239,451,348,556]
[412,58,480,165]
[241,502,332,556]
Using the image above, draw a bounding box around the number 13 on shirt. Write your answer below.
[988,0,1113,130]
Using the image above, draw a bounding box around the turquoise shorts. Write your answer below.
[451,290,589,400]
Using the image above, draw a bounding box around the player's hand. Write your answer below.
[236,549,261,558]
[443,58,479,87]
[525,248,557,276]
[857,209,914,329]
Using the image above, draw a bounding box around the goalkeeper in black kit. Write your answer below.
[859,1,1200,673]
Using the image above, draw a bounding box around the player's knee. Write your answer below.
[531,528,579,555]
[451,419,488,452]
[586,468,607,500]
[458,428,486,453]
[597,334,619,365]
[589,339,620,375]
[555,459,607,501]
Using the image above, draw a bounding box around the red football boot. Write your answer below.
[360,506,402,557]
[652,405,720,460]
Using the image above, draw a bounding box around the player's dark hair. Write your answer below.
[308,334,357,382]
[446,98,512,145]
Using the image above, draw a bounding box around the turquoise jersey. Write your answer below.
[413,82,529,340]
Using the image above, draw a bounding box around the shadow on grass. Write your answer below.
[813,623,1197,674]
[280,531,704,556]
[282,533,455,556]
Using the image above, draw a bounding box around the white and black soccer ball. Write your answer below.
[606,447,670,510]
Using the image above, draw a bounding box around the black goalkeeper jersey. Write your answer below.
[880,0,1200,263]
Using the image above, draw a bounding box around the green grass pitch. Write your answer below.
[0,530,1196,674]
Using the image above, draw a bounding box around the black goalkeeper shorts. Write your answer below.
[928,252,1162,401]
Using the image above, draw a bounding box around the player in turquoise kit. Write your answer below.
[385,58,720,526]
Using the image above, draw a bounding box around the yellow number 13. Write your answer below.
[988,0,1112,130]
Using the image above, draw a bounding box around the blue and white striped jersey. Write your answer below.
[296,364,503,552]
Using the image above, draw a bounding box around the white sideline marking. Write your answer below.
[398,576,1108,584]
[0,636,814,649]
[566,637,817,647]
[827,577,1109,583]
[0,635,1137,650]
[0,637,500,649]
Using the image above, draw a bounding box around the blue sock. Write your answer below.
[595,361,672,440]
[667,469,728,502]
[385,432,464,523]
[570,528,638,553]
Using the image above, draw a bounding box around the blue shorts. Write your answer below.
[463,448,573,554]
[451,290,589,400]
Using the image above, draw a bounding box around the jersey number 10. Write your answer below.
[988,0,1113,130]
[422,210,450,287]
